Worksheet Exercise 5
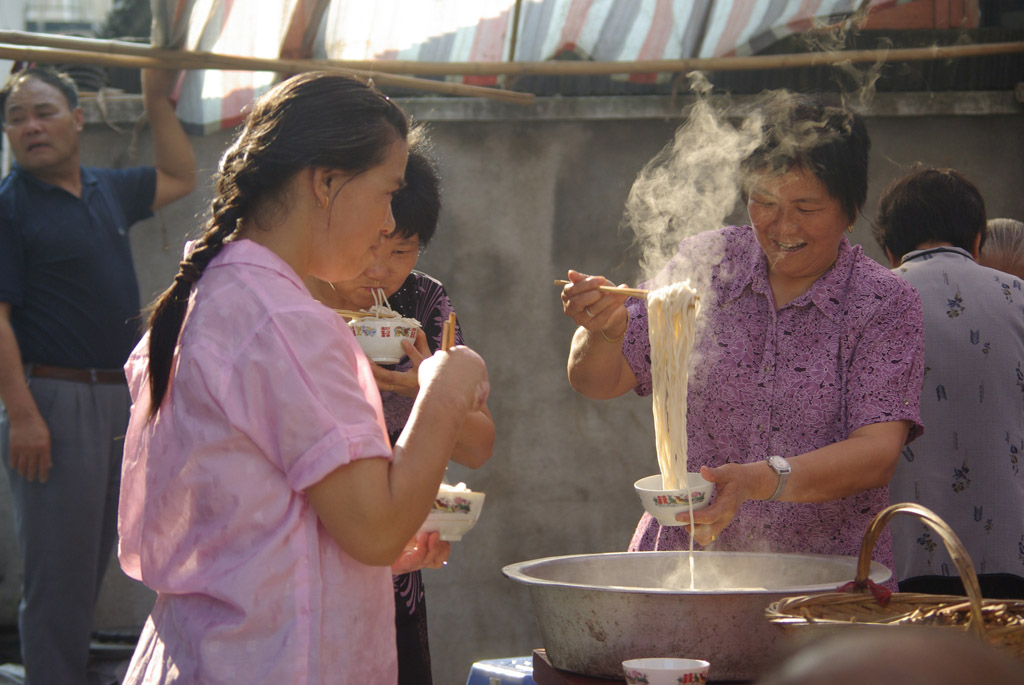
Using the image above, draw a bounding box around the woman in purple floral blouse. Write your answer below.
[308,138,494,685]
[560,93,925,576]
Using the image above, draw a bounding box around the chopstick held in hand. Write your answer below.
[441,312,457,351]
[553,279,648,299]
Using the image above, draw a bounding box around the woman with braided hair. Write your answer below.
[116,72,490,683]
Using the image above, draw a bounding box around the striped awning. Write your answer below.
[153,0,936,133]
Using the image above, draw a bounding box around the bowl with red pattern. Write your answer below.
[347,315,419,364]
[418,483,486,542]
[634,473,714,527]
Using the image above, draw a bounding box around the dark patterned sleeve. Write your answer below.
[412,273,464,352]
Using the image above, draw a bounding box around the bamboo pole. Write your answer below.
[0,30,1019,80]
[0,37,535,106]
[328,40,1024,76]
[507,0,523,63]
[321,40,1024,76]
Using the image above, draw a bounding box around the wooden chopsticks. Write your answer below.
[553,279,649,299]
[441,312,457,351]
[334,308,372,319]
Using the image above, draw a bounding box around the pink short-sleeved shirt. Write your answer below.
[623,226,925,575]
[118,240,396,684]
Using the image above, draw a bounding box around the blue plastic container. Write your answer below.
[465,656,537,685]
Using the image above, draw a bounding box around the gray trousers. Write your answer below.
[0,376,129,685]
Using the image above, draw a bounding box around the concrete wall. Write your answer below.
[1,91,1021,683]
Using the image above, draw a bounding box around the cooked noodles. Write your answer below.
[648,281,700,491]
[648,280,701,586]
[352,288,420,328]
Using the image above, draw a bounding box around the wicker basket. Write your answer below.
[765,502,1024,661]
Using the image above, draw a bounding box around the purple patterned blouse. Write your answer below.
[623,226,925,575]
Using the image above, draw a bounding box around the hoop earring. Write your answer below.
[847,225,854,234]
[317,196,326,209]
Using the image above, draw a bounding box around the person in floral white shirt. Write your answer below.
[875,165,1024,599]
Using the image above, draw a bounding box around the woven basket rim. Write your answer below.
[766,592,1024,637]
[763,504,1024,658]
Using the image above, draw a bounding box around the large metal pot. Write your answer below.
[503,550,891,681]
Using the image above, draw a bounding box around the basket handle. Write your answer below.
[855,502,986,635]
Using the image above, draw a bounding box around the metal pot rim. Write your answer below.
[502,550,892,595]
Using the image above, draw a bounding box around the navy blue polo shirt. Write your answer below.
[0,163,156,369]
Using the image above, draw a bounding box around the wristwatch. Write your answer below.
[766,455,791,501]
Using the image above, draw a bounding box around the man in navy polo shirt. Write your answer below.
[0,67,195,683]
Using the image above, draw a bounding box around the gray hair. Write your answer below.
[979,217,1024,280]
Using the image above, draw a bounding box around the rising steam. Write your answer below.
[622,20,885,291]
[623,73,763,287]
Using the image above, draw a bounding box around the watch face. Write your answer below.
[768,455,790,472]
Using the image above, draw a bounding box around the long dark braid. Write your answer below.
[145,72,408,418]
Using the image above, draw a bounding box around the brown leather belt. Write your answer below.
[27,364,125,385]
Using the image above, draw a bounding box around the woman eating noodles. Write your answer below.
[560,92,924,575]
[118,73,489,683]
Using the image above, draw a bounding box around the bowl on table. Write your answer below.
[634,473,714,527]
[623,657,710,685]
[418,485,486,542]
[347,316,419,364]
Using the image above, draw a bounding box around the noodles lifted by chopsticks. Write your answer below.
[648,281,700,491]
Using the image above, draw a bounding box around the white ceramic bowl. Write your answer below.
[623,657,710,685]
[634,473,714,527]
[348,316,419,364]
[418,488,486,542]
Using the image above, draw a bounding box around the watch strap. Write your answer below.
[767,456,790,501]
